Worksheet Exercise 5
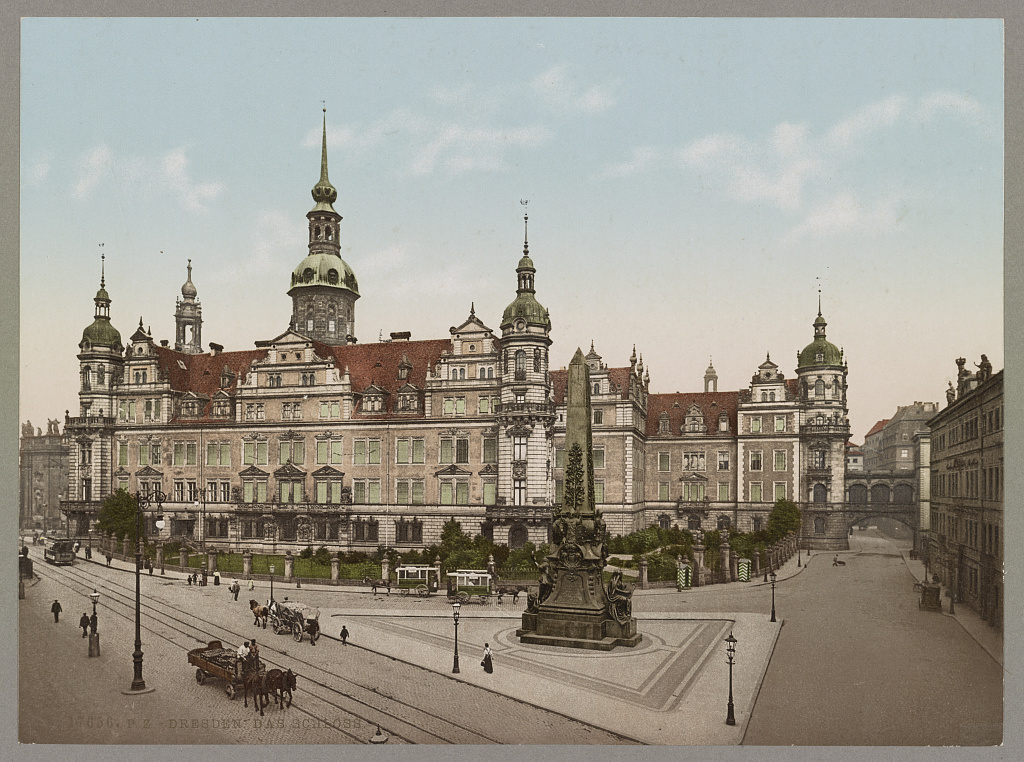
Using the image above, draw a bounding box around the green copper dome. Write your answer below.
[797,312,842,368]
[501,291,550,328]
[289,252,359,295]
[81,317,122,349]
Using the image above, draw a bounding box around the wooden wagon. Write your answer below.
[188,639,258,699]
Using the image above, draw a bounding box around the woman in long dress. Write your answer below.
[482,643,493,674]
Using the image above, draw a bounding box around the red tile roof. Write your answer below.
[864,419,890,438]
[550,366,635,404]
[154,346,268,422]
[644,391,740,438]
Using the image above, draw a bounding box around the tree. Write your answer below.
[767,499,802,541]
[95,488,145,544]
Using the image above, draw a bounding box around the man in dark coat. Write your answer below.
[79,613,90,637]
[340,625,349,645]
[51,599,62,623]
[89,612,98,634]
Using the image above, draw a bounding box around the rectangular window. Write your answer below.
[750,482,763,502]
[683,482,704,501]
[456,397,466,415]
[139,444,150,466]
[658,452,670,472]
[750,451,763,471]
[208,442,220,466]
[593,446,606,469]
[220,482,230,502]
[174,443,185,466]
[456,438,469,464]
[593,480,605,503]
[718,483,730,501]
[512,436,527,461]
[555,479,564,504]
[774,450,786,471]
[443,398,454,415]
[718,451,730,471]
[440,438,453,464]
[658,482,670,500]
[750,417,762,433]
[456,480,469,504]
[352,479,381,504]
[775,415,786,432]
[118,442,128,467]
[173,481,184,502]
[483,438,498,464]
[483,480,496,505]
[187,480,198,501]
[774,482,787,501]
[684,452,706,471]
[412,438,425,464]
[555,448,565,468]
[186,443,197,466]
[513,479,526,506]
[396,438,409,464]
[353,439,380,465]
[440,481,453,505]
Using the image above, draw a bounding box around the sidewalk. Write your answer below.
[898,549,1003,667]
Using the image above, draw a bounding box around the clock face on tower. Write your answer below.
[515,319,526,333]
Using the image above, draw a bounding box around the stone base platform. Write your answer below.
[517,610,642,650]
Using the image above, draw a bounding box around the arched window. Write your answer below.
[814,517,826,534]
[479,367,486,379]
[594,383,600,395]
[96,367,105,385]
[813,483,828,502]
[815,380,825,398]
[659,514,671,530]
[534,350,541,372]
[893,484,914,504]
[761,392,768,402]
[717,515,731,530]
[314,225,322,240]
[515,350,526,380]
[325,226,333,241]
[871,484,891,503]
[82,367,92,390]
[303,268,315,283]
[487,367,494,379]
[687,515,702,531]
[134,371,141,385]
[849,484,868,503]
[142,370,147,384]
[327,269,339,285]
[769,391,775,402]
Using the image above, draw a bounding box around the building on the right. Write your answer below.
[926,356,1002,629]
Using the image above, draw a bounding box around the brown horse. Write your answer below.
[362,577,391,596]
[249,599,269,628]
[266,668,297,708]
[243,670,269,716]
[495,585,528,604]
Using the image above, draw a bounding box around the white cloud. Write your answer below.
[160,147,224,212]
[824,95,907,148]
[24,153,52,187]
[243,209,303,276]
[531,64,616,114]
[786,192,904,242]
[410,124,552,176]
[72,144,113,199]
[602,146,660,177]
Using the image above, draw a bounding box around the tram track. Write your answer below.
[31,556,640,744]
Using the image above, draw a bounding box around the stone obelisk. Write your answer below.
[517,348,641,650]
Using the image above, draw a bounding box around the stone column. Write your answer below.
[207,548,217,574]
[638,557,649,589]
[720,537,732,582]
[381,555,390,583]
[156,545,164,575]
[693,536,705,586]
[433,557,442,592]
[752,552,760,577]
[179,548,188,571]
[242,548,252,578]
[331,553,340,581]
[122,538,130,559]
[284,551,294,580]
[487,553,496,592]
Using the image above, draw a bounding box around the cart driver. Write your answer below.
[235,641,250,677]
[248,639,261,671]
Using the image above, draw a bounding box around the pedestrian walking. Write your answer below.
[51,599,62,623]
[187,573,192,586]
[214,570,221,586]
[74,541,80,555]
[482,643,493,673]
[230,580,240,600]
[89,612,97,634]
[247,578,254,592]
[202,570,208,587]
[79,613,90,638]
[105,552,112,567]
[85,546,92,560]
[339,625,349,645]
[147,559,154,575]
[308,617,319,646]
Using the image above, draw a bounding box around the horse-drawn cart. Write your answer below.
[188,640,253,699]
[396,564,439,597]
[271,600,320,643]
[446,569,493,605]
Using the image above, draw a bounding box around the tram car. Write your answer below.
[395,564,440,597]
[43,539,76,565]
[446,569,492,604]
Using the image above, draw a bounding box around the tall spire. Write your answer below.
[99,243,105,290]
[522,199,530,256]
[310,107,338,213]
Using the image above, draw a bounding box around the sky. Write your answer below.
[19,17,1003,442]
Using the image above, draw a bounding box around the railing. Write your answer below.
[485,504,551,520]
[60,500,101,514]
[801,423,851,434]
[807,466,833,478]
[495,402,556,416]
[64,416,117,428]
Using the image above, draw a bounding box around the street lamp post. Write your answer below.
[725,632,737,726]
[770,570,778,622]
[451,602,461,674]
[129,489,164,692]
[88,589,100,657]
[269,564,276,604]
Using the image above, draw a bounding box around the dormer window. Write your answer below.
[328,269,339,285]
[816,352,824,363]
[363,395,384,413]
[303,268,315,283]
[719,414,729,433]
[658,413,670,434]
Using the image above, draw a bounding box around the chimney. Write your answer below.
[209,342,223,356]
[160,340,169,347]
[390,331,411,342]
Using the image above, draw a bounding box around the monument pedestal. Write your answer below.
[517,610,640,651]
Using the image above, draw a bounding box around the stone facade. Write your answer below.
[19,419,69,531]
[926,361,1002,629]
[60,120,866,555]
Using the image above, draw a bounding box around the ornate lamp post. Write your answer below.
[769,569,778,622]
[88,589,101,657]
[451,601,461,674]
[725,632,737,726]
[129,490,164,692]
[269,563,276,604]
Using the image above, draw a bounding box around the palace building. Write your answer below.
[61,118,859,553]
